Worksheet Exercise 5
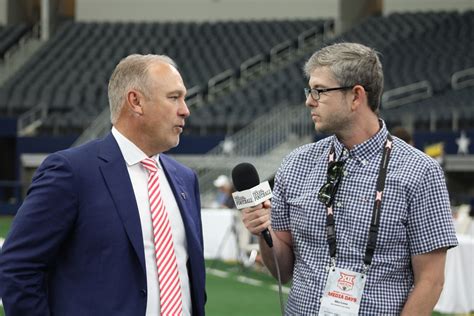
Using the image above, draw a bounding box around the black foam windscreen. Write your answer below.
[231,162,260,191]
[231,162,274,248]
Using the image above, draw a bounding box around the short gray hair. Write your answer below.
[304,42,383,113]
[108,54,177,124]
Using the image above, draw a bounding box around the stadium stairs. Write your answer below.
[171,104,315,206]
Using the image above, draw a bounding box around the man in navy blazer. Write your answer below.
[0,54,206,315]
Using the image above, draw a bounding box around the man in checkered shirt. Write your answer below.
[241,42,458,315]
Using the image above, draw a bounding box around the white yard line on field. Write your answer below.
[236,275,263,286]
[206,268,230,278]
[207,267,290,293]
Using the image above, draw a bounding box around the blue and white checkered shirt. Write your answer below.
[272,121,458,315]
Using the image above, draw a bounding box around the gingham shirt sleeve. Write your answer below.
[271,156,291,231]
[407,160,458,255]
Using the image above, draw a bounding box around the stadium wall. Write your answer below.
[0,0,6,25]
[75,0,474,23]
[75,0,338,22]
[0,0,24,25]
[383,0,474,13]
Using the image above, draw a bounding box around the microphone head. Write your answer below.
[231,162,260,191]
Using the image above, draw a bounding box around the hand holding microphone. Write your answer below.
[231,163,273,248]
[232,163,287,315]
[241,200,271,236]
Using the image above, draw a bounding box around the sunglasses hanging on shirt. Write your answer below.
[318,160,345,207]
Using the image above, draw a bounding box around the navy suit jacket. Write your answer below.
[0,133,206,315]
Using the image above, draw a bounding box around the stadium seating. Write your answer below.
[0,12,472,136]
[187,10,474,135]
[344,11,474,130]
[0,19,324,135]
[382,86,474,131]
[0,23,31,59]
[187,57,309,134]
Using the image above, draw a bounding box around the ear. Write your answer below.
[126,90,144,115]
[350,85,367,111]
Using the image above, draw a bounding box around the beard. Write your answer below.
[315,113,351,135]
[315,97,352,135]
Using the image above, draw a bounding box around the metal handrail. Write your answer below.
[298,27,323,49]
[452,67,474,90]
[240,54,266,81]
[182,21,332,108]
[175,103,314,196]
[207,104,306,156]
[270,40,293,64]
[207,69,235,95]
[185,85,203,108]
[72,107,111,147]
[382,80,433,109]
[17,102,48,136]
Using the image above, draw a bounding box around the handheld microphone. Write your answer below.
[231,163,273,248]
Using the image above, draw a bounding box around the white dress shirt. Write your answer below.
[112,127,191,315]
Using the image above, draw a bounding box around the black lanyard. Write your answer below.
[324,134,393,268]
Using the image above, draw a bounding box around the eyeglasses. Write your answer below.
[304,86,353,101]
[318,160,345,207]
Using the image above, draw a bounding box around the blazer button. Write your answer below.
[140,289,147,297]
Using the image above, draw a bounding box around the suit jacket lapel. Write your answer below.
[160,156,201,251]
[98,133,146,274]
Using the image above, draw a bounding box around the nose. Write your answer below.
[179,100,190,118]
[305,94,317,108]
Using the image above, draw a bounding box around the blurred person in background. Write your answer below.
[392,125,414,146]
[212,174,235,209]
[0,54,206,316]
[241,42,458,315]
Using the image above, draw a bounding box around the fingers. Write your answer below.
[263,200,271,209]
[241,202,271,235]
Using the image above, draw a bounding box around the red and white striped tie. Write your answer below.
[141,158,183,315]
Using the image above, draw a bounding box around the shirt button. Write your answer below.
[343,170,348,176]
[362,159,368,165]
[140,289,147,297]
[336,202,343,208]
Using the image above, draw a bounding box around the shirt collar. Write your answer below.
[331,119,389,162]
[111,127,160,166]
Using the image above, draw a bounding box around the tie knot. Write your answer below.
[141,157,158,174]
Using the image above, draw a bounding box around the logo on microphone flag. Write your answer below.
[231,181,273,209]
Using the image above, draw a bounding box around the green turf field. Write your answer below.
[0,216,13,239]
[1,216,13,316]
[205,260,289,315]
[0,216,468,315]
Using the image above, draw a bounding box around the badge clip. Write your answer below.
[362,264,369,278]
[330,257,336,271]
